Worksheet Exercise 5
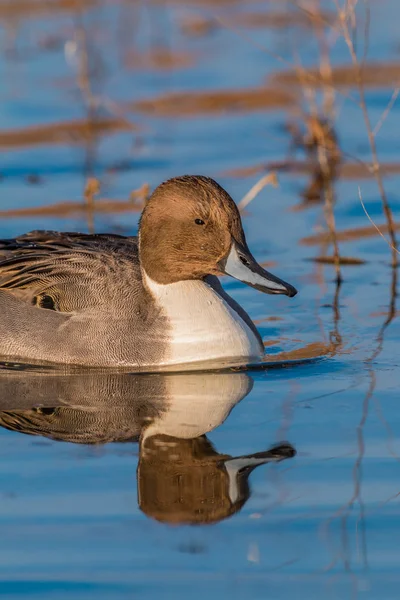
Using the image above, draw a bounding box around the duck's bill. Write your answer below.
[219,241,297,297]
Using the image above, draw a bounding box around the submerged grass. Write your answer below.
[0,118,132,149]
[0,198,145,219]
[302,222,400,246]
[224,160,400,181]
[132,86,295,116]
[0,0,97,19]
[271,61,400,89]
[180,9,336,36]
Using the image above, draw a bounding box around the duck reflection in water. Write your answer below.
[0,366,296,525]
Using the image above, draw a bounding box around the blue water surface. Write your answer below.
[1,1,400,598]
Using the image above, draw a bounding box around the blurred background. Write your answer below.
[1,1,400,599]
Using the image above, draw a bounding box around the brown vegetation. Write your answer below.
[0,118,132,149]
[180,10,335,36]
[302,223,400,246]
[270,62,400,89]
[0,199,144,219]
[132,87,295,117]
[225,160,400,180]
[265,341,338,362]
[0,180,150,219]
[125,48,195,71]
[311,256,366,265]
[0,0,97,19]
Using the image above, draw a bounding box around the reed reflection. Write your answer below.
[0,367,296,525]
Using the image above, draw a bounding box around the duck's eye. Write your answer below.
[194,218,205,225]
[33,406,57,416]
[33,294,57,311]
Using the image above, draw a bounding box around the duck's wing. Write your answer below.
[0,231,141,311]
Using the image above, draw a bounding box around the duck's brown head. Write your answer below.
[139,175,297,296]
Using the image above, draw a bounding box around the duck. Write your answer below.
[0,175,297,369]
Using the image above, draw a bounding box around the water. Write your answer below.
[1,1,400,598]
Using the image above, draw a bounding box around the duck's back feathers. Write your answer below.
[0,231,141,311]
[0,231,169,366]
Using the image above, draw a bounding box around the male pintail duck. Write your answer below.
[0,175,297,369]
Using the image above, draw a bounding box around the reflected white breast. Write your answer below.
[142,372,252,440]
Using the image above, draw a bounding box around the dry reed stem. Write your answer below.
[372,87,400,137]
[68,4,138,135]
[293,0,342,283]
[84,177,100,206]
[72,4,96,115]
[287,0,343,36]
[315,123,342,283]
[129,183,151,204]
[315,9,335,118]
[358,187,400,255]
[238,172,278,212]
[84,177,100,233]
[335,0,398,265]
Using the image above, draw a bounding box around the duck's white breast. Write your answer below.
[145,276,264,366]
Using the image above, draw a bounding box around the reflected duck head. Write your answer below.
[138,435,296,526]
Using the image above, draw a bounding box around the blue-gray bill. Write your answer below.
[219,241,297,297]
